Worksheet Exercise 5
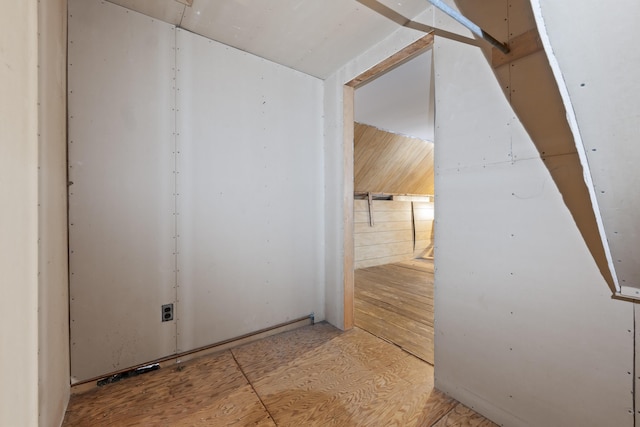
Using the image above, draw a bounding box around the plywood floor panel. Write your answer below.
[355,259,435,363]
[63,351,275,426]
[63,323,497,427]
[355,304,434,362]
[432,403,500,427]
[234,327,447,427]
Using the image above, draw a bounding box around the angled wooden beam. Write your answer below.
[492,29,544,68]
[428,0,509,53]
[346,33,434,88]
[357,0,481,50]
[174,0,193,7]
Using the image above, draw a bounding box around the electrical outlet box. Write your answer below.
[161,303,174,322]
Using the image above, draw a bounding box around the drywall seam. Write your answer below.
[634,303,637,425]
[529,0,619,293]
[172,24,179,356]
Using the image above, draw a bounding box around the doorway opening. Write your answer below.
[343,34,436,363]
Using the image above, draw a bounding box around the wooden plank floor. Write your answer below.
[63,323,497,427]
[355,258,435,363]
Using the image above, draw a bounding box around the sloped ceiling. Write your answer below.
[106,0,432,79]
[355,51,434,141]
[354,122,434,194]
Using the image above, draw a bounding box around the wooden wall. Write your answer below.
[354,199,434,269]
[354,122,434,195]
[413,202,434,258]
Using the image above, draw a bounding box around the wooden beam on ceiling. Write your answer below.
[346,33,434,88]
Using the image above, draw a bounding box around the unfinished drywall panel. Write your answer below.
[179,0,431,79]
[38,0,70,424]
[453,0,615,292]
[506,50,576,160]
[175,29,324,352]
[106,0,185,25]
[0,1,39,425]
[433,18,634,427]
[432,34,513,169]
[532,0,640,297]
[68,0,177,382]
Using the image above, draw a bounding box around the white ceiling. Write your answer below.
[355,51,434,141]
[106,0,432,79]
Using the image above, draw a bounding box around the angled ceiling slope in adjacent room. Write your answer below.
[355,51,434,141]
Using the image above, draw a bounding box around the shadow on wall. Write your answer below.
[454,0,615,292]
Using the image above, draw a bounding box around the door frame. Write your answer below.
[341,33,434,329]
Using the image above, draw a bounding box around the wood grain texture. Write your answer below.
[492,28,544,68]
[355,260,435,363]
[414,202,435,257]
[354,123,434,195]
[354,199,421,268]
[232,323,452,427]
[63,323,495,426]
[432,403,500,427]
[63,351,274,426]
[346,33,434,88]
[344,85,355,330]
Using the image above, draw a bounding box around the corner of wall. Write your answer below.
[323,73,345,329]
[37,0,70,425]
[0,1,40,426]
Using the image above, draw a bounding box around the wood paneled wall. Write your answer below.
[413,202,434,258]
[355,199,434,269]
[354,122,434,195]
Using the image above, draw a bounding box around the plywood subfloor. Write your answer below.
[355,258,435,363]
[63,323,497,426]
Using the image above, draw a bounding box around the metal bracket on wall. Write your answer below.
[356,0,504,51]
[427,0,510,54]
[368,192,375,227]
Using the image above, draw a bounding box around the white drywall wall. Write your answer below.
[324,1,635,425]
[431,1,634,426]
[175,28,325,351]
[38,0,70,424]
[68,0,178,382]
[530,1,640,299]
[68,0,326,380]
[0,1,39,425]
